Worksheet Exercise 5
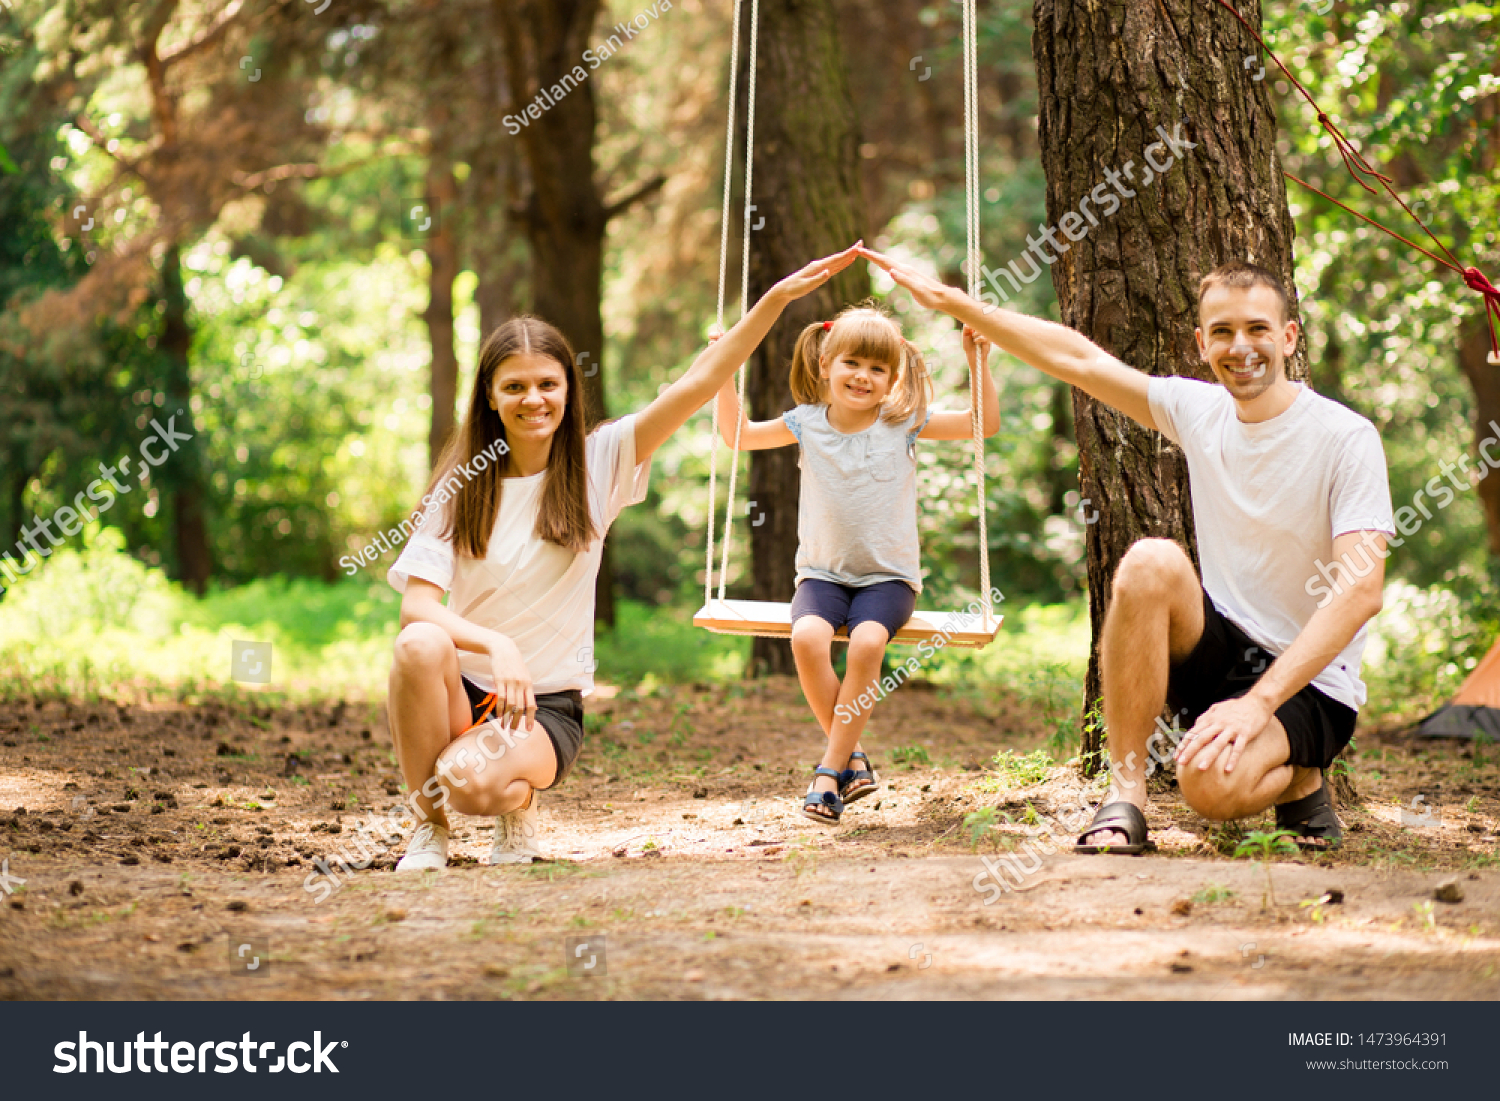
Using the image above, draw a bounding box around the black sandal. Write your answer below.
[840,751,879,804]
[802,766,845,825]
[1075,801,1154,855]
[1275,779,1342,851]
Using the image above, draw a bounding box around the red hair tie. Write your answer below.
[822,321,833,331]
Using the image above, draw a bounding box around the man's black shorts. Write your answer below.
[460,675,585,789]
[1167,590,1357,770]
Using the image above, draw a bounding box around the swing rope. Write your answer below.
[961,0,993,629]
[714,0,759,606]
[704,0,994,632]
[706,0,758,611]
[1210,0,1500,363]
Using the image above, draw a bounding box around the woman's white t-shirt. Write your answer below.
[387,415,651,696]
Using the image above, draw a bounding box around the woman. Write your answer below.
[385,244,862,870]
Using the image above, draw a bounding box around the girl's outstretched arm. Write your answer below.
[633,243,862,462]
[714,372,797,450]
[920,325,1000,440]
[859,246,1155,431]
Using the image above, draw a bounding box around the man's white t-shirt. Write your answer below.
[387,415,651,697]
[1147,377,1395,711]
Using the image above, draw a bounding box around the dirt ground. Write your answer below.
[1,676,1498,1000]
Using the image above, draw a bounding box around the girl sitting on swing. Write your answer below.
[385,245,862,871]
[715,304,998,823]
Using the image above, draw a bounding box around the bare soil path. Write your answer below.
[2,678,1497,999]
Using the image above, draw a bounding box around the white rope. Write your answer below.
[705,1,990,632]
[715,0,759,605]
[962,0,993,628]
[706,0,745,611]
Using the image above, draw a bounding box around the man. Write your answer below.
[861,249,1394,851]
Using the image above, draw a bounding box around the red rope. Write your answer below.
[1210,0,1500,361]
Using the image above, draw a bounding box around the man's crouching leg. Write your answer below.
[1176,715,1320,821]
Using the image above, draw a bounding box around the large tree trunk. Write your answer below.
[1460,316,1500,557]
[160,244,214,594]
[1032,0,1303,771]
[497,0,617,626]
[424,149,460,470]
[742,0,869,676]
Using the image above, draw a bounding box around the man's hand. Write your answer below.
[767,242,863,304]
[1175,694,1276,774]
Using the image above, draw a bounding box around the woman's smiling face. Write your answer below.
[490,352,568,444]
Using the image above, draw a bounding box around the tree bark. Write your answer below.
[497,0,620,626]
[741,0,869,676]
[1032,0,1303,771]
[1460,316,1500,557]
[424,148,461,470]
[160,243,214,594]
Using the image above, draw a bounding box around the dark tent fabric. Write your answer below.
[1417,703,1500,740]
[1416,638,1500,739]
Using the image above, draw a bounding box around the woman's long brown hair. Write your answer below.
[788,304,932,425]
[421,316,598,558]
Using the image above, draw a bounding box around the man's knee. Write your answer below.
[1112,538,1194,602]
[1178,764,1262,822]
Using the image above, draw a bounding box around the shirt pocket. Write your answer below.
[866,441,905,482]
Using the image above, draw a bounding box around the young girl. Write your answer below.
[384,244,862,871]
[716,305,997,823]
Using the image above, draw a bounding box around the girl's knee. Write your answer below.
[847,623,890,661]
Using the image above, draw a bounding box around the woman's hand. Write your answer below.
[962,324,991,370]
[767,242,863,304]
[858,247,955,312]
[484,631,537,733]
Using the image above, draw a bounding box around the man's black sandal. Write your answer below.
[840,751,879,804]
[1274,781,1342,851]
[1075,801,1154,855]
[802,766,845,825]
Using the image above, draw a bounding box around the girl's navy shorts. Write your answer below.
[789,578,917,641]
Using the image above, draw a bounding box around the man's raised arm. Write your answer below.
[859,248,1156,431]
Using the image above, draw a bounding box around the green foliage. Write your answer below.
[962,806,1000,850]
[890,745,932,768]
[1232,829,1301,862]
[1191,882,1234,906]
[987,748,1053,789]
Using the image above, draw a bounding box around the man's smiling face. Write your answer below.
[1195,283,1298,403]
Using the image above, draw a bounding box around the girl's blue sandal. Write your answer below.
[802,766,845,824]
[840,751,879,804]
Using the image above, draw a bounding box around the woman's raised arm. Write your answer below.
[632,243,861,462]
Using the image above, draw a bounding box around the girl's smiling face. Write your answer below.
[490,353,568,445]
[821,350,895,412]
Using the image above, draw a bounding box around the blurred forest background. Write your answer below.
[0,0,1496,731]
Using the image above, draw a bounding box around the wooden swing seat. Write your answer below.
[693,599,1001,649]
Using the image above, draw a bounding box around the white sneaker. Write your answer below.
[489,794,543,865]
[394,821,449,871]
